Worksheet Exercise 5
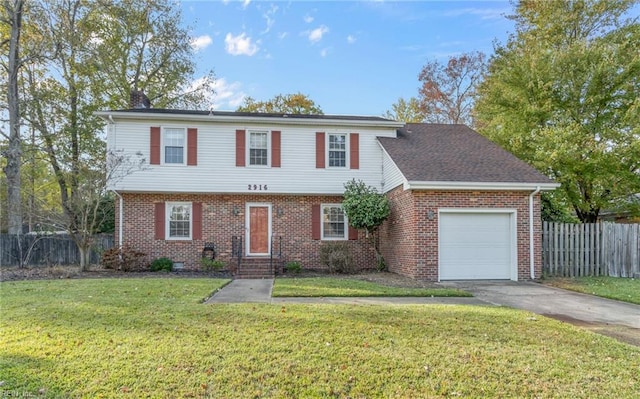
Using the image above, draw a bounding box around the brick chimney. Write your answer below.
[130,90,151,109]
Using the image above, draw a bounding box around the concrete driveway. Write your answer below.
[441,281,640,329]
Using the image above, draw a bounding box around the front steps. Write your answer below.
[234,257,279,279]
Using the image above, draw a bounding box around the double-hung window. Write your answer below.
[167,202,191,239]
[249,131,269,166]
[163,128,186,165]
[328,133,347,167]
[321,204,347,240]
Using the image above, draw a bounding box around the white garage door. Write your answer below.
[439,212,515,280]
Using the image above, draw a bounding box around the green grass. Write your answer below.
[1,279,639,398]
[544,276,640,304]
[273,277,471,297]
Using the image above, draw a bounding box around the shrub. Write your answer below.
[284,261,302,273]
[150,257,173,272]
[101,245,147,272]
[319,242,355,274]
[200,257,225,271]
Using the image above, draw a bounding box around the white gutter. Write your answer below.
[406,180,560,191]
[113,191,123,249]
[529,186,541,279]
[95,111,405,129]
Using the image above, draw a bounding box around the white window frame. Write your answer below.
[326,133,349,168]
[321,204,348,240]
[161,127,187,166]
[247,130,270,167]
[166,201,192,240]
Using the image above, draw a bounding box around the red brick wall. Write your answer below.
[380,186,542,281]
[115,193,376,270]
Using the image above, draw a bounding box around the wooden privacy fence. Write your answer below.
[0,233,114,267]
[542,222,640,278]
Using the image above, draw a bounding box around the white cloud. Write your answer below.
[303,14,314,23]
[225,32,259,56]
[320,47,330,57]
[242,0,251,10]
[278,32,288,40]
[207,78,246,110]
[190,35,213,52]
[347,35,356,44]
[307,25,329,43]
[262,4,278,34]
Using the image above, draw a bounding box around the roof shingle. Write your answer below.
[378,124,554,185]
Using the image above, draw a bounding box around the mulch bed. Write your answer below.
[0,265,437,288]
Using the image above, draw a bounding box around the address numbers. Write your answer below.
[247,184,268,191]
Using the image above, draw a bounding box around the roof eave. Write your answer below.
[95,110,405,129]
[405,181,560,191]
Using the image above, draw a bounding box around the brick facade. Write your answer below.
[380,186,542,281]
[116,193,376,271]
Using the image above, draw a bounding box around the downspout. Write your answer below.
[529,186,541,279]
[113,191,123,248]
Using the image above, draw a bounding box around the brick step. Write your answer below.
[235,258,275,279]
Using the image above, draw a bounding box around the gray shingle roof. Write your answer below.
[378,124,554,185]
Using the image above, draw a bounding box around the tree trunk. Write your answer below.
[4,0,25,235]
[78,243,90,271]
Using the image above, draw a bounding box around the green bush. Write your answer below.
[284,261,302,273]
[150,257,173,272]
[319,242,355,274]
[200,257,225,271]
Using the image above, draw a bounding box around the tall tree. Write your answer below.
[475,0,640,222]
[418,51,486,126]
[1,0,24,234]
[236,92,323,114]
[19,0,214,268]
[383,97,425,122]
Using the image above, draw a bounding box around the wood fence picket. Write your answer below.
[542,222,639,278]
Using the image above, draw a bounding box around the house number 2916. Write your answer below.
[248,184,268,191]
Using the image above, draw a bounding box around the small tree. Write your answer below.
[342,179,390,270]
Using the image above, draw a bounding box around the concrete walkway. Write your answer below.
[441,281,640,329]
[205,278,486,305]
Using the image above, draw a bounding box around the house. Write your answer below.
[96,95,558,281]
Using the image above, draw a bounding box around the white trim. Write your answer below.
[246,129,271,168]
[161,127,187,166]
[96,111,405,128]
[165,201,192,240]
[406,181,559,191]
[438,208,518,281]
[320,203,348,240]
[245,202,272,256]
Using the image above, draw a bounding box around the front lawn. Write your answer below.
[273,277,471,297]
[1,279,639,398]
[544,276,640,305]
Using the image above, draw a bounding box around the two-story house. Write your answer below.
[97,93,557,281]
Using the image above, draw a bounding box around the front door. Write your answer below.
[247,204,270,255]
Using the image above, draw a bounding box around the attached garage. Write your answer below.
[439,210,517,280]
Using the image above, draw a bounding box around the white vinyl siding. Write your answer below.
[166,202,191,240]
[107,120,397,194]
[163,128,186,165]
[322,204,347,240]
[380,144,406,193]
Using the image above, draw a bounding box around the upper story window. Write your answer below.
[163,128,186,164]
[249,131,269,166]
[328,133,347,168]
[166,202,191,239]
[322,204,347,240]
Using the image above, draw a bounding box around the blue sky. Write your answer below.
[182,1,515,115]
